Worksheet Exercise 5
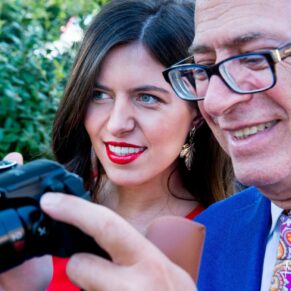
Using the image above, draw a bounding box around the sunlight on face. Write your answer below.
[85,42,198,187]
[196,0,291,201]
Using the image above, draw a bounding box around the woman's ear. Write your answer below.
[192,114,204,130]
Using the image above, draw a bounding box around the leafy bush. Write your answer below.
[0,0,107,161]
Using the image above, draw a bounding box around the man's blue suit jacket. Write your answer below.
[195,187,271,291]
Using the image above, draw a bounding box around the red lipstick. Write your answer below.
[104,142,146,165]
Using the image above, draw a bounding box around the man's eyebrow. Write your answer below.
[231,32,265,46]
[189,32,265,55]
[188,43,211,55]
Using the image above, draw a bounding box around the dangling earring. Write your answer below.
[180,127,196,171]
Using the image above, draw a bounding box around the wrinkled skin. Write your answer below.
[195,0,291,209]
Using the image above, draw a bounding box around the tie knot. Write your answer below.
[279,214,291,247]
[283,209,291,215]
[280,213,291,224]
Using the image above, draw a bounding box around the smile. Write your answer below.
[108,145,145,156]
[232,121,277,139]
[105,142,146,164]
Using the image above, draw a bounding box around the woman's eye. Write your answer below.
[92,90,112,102]
[137,94,159,104]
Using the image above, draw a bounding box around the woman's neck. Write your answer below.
[98,175,200,235]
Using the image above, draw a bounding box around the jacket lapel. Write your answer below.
[196,188,271,291]
[224,195,271,289]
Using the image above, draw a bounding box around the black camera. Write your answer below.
[0,159,110,273]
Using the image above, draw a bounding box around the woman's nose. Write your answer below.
[106,97,135,137]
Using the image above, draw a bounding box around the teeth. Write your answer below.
[233,121,275,139]
[108,145,144,156]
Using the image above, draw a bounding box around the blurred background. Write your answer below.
[0,0,109,161]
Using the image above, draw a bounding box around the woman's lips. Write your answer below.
[105,142,146,165]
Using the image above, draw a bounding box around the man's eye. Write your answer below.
[137,94,159,104]
[239,55,269,71]
[193,56,215,66]
[193,68,208,81]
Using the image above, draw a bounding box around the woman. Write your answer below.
[46,0,234,289]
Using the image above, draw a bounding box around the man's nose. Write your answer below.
[203,76,253,117]
[106,97,135,137]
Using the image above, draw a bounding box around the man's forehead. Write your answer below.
[190,32,278,56]
[193,0,291,53]
[195,0,279,15]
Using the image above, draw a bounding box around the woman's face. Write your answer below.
[84,42,198,187]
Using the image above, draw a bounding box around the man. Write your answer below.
[164,0,291,289]
[1,0,290,290]
[194,0,291,289]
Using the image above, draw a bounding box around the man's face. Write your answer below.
[194,0,291,204]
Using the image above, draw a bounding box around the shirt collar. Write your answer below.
[269,202,284,236]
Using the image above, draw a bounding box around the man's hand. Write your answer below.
[41,193,197,291]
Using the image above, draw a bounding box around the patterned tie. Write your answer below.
[270,212,291,291]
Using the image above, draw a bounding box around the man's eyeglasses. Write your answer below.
[163,43,291,101]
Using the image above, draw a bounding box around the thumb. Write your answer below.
[3,152,24,165]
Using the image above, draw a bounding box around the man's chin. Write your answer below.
[271,199,291,210]
[234,165,285,189]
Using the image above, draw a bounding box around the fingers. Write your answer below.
[0,256,52,291]
[66,253,196,291]
[40,193,160,265]
[3,152,23,165]
[40,193,197,291]
[66,253,128,291]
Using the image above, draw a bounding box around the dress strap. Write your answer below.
[185,204,204,220]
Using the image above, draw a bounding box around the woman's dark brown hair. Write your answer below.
[52,0,234,207]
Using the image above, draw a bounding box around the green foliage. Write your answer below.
[0,0,107,161]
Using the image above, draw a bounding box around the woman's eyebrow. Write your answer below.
[94,83,110,91]
[131,85,170,94]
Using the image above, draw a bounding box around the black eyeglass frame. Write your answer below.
[163,42,291,101]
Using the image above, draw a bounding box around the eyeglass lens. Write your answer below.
[169,54,274,100]
[220,54,274,93]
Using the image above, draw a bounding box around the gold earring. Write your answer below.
[180,127,196,171]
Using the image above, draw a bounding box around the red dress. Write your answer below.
[47,205,204,290]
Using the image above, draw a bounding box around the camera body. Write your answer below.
[0,159,109,273]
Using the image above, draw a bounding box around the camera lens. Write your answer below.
[0,209,25,251]
[0,208,26,272]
